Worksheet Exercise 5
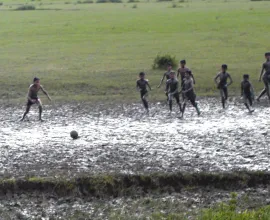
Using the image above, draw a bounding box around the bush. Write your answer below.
[0,2,3,6]
[157,0,172,2]
[77,0,94,3]
[172,3,177,7]
[96,0,121,3]
[152,54,177,69]
[132,3,137,8]
[110,0,122,3]
[16,5,36,10]
[128,0,139,2]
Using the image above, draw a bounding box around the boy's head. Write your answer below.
[180,60,186,67]
[265,52,270,59]
[139,72,145,79]
[33,77,40,85]
[243,74,249,80]
[167,63,172,71]
[221,64,228,72]
[170,71,176,79]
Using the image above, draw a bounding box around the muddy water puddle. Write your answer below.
[0,98,270,177]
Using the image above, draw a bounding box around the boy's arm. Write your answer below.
[214,74,219,84]
[191,72,195,84]
[136,81,140,91]
[157,73,166,88]
[228,74,233,86]
[177,69,180,79]
[259,63,265,81]
[250,83,255,97]
[146,81,151,91]
[27,88,32,101]
[40,86,51,101]
[165,80,169,93]
[240,82,243,96]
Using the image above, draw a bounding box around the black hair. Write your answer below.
[33,77,40,82]
[167,63,172,67]
[180,60,186,64]
[221,64,228,69]
[243,74,249,79]
[139,72,145,76]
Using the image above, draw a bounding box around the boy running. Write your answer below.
[241,74,254,113]
[181,71,200,118]
[214,64,233,109]
[257,52,270,102]
[157,63,172,88]
[165,71,182,113]
[177,60,195,86]
[20,77,51,121]
[136,72,151,113]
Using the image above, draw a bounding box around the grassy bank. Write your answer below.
[0,171,270,219]
[1,171,269,196]
[0,0,269,103]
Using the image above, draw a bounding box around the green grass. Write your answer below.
[0,0,269,103]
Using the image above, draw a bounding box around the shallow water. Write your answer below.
[0,98,270,178]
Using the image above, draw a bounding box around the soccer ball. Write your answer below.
[70,130,78,139]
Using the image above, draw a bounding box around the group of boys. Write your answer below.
[136,52,270,116]
[137,60,200,118]
[20,52,270,121]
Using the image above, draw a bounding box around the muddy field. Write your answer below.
[0,98,270,178]
[0,98,270,219]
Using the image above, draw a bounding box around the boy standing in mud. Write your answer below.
[177,60,195,87]
[20,77,51,121]
[214,64,233,109]
[165,71,182,113]
[241,74,255,113]
[257,52,270,102]
[136,72,151,113]
[181,71,200,118]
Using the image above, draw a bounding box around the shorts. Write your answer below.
[140,90,148,99]
[27,98,39,107]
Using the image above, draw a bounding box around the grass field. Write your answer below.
[0,0,269,104]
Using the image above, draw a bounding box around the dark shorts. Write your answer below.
[140,90,148,99]
[27,98,39,107]
[217,83,227,89]
[185,91,196,102]
[263,73,270,83]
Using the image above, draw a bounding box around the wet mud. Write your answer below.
[0,98,270,178]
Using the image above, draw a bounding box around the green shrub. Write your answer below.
[0,2,3,6]
[77,0,94,3]
[16,5,36,10]
[128,0,139,2]
[132,4,137,8]
[110,0,122,3]
[157,0,172,2]
[152,54,177,69]
[172,3,177,7]
[96,0,122,3]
